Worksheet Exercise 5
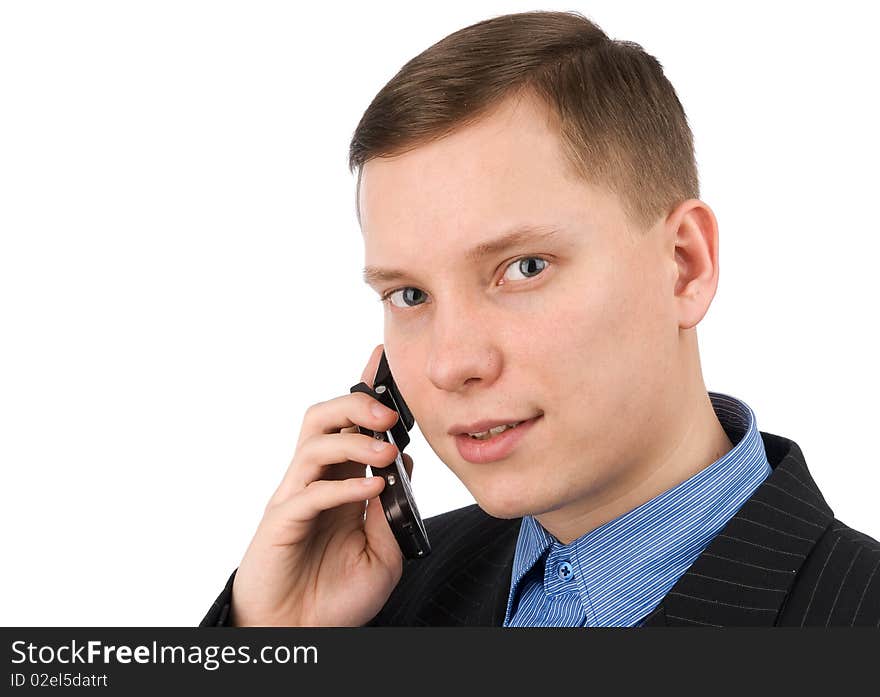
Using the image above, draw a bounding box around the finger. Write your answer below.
[270,430,399,507]
[361,343,385,387]
[268,475,386,535]
[299,391,399,442]
[293,431,399,489]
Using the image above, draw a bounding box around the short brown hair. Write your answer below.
[348,10,698,233]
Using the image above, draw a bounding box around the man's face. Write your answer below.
[359,92,685,523]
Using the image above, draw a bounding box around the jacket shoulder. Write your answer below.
[779,519,880,626]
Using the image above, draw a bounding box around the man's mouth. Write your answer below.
[452,414,543,464]
[466,421,525,440]
[449,413,542,439]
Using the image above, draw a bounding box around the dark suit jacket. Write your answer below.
[201,431,880,627]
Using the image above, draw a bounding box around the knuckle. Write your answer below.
[293,436,315,461]
[262,495,287,519]
[303,401,324,422]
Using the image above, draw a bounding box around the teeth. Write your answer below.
[467,422,522,439]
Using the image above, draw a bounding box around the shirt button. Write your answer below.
[557,561,574,581]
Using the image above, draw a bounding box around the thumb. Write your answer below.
[363,485,402,566]
[401,453,414,482]
[360,344,385,387]
[364,455,416,565]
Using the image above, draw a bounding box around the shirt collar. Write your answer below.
[504,391,772,626]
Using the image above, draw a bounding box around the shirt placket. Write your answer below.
[544,544,592,626]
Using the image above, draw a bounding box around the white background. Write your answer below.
[1,1,877,626]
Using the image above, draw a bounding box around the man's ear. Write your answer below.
[666,199,721,330]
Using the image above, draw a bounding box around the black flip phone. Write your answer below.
[349,351,431,560]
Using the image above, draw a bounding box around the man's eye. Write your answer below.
[501,256,548,282]
[383,287,428,308]
[380,257,549,309]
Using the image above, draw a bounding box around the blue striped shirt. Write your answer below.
[503,392,772,627]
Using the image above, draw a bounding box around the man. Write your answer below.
[201,10,879,627]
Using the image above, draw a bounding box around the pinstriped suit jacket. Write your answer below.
[200,431,880,627]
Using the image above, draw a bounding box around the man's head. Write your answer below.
[350,11,725,540]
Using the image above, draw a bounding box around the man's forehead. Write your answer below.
[357,94,572,232]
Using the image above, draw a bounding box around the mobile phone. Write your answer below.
[349,350,431,559]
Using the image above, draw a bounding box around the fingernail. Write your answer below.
[371,438,387,451]
[371,403,389,418]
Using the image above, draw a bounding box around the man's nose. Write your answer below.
[425,297,502,392]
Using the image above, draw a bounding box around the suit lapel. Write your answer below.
[649,431,835,626]
[492,547,518,624]
[410,512,519,626]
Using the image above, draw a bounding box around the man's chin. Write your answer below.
[470,491,547,520]
[437,449,559,519]
[465,478,584,521]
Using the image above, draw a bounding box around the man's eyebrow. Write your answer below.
[362,225,564,286]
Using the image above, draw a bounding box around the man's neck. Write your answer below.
[535,390,735,545]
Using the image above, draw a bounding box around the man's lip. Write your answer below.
[448,414,542,435]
